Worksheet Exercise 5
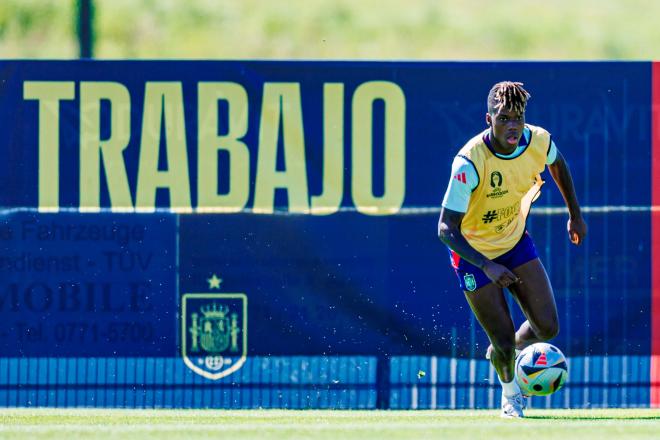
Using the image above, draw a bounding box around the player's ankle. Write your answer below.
[499,377,521,396]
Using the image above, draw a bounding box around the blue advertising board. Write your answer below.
[0,61,654,407]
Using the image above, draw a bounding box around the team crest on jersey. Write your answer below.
[487,171,509,199]
[464,274,477,291]
[181,293,247,380]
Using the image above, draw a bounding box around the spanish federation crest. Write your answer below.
[182,293,247,380]
[464,274,477,292]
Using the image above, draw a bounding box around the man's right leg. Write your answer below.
[465,283,516,382]
[508,258,559,350]
[464,282,525,417]
[464,283,516,382]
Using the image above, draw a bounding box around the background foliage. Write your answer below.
[0,0,658,59]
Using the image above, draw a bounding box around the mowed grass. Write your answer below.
[0,409,659,440]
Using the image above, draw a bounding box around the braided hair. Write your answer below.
[487,81,530,114]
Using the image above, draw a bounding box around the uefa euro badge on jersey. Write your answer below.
[490,171,503,188]
[487,171,508,199]
[464,274,477,291]
[182,293,247,380]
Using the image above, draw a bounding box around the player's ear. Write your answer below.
[485,113,492,127]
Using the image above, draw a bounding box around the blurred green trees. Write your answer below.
[0,0,658,59]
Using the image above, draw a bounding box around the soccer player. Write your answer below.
[437,81,587,418]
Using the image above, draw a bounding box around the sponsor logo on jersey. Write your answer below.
[453,172,467,184]
[482,210,498,223]
[481,202,520,227]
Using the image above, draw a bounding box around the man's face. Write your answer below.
[486,106,525,149]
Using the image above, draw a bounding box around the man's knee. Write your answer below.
[535,320,559,341]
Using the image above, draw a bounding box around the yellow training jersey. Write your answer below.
[458,124,551,259]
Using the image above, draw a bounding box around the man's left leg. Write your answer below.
[508,258,559,350]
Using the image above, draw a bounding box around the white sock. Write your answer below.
[499,377,521,396]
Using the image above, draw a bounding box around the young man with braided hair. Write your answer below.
[437,81,587,418]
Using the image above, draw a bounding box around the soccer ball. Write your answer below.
[514,342,568,396]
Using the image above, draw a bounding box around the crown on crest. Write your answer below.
[201,303,229,318]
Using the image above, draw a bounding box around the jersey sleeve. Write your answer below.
[441,156,479,213]
[546,139,558,165]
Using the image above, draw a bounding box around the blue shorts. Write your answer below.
[448,232,538,292]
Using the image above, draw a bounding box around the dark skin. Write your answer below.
[438,106,587,383]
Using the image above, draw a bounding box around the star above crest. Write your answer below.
[207,274,222,290]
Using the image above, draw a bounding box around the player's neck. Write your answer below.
[488,130,517,155]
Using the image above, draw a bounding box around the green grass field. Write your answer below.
[0,409,659,440]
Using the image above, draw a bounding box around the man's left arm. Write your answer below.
[547,149,587,245]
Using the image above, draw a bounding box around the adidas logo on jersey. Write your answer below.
[454,172,466,184]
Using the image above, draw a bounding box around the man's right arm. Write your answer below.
[438,206,519,288]
[437,207,489,268]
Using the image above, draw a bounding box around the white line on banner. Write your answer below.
[449,358,457,410]
[488,363,495,409]
[387,205,659,215]
[583,357,590,408]
[430,356,437,410]
[411,384,418,410]
[603,356,609,409]
[1,205,658,216]
[468,359,476,409]
[622,356,628,408]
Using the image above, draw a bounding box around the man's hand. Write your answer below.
[567,216,587,245]
[482,261,520,288]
